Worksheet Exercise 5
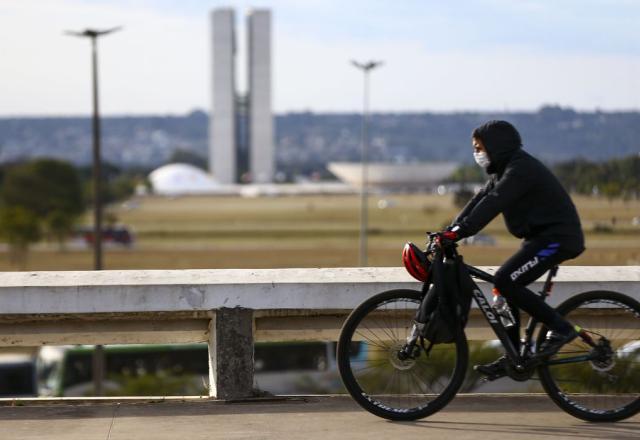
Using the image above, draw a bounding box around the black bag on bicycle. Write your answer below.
[419,255,474,344]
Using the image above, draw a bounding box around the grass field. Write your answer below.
[1,193,639,271]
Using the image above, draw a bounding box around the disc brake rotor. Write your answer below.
[389,343,417,370]
[589,339,616,372]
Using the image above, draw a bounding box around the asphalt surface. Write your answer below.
[0,395,638,440]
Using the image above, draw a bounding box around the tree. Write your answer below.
[447,164,485,184]
[0,206,41,268]
[0,159,86,258]
[601,181,622,203]
[453,188,475,209]
[553,155,640,200]
[2,159,85,218]
[79,162,145,205]
[46,210,75,250]
[168,149,207,170]
[448,165,484,209]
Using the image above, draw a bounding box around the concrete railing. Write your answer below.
[0,267,638,399]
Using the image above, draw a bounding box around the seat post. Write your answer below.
[541,265,559,297]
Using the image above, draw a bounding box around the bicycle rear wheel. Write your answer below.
[337,289,468,421]
[538,291,640,422]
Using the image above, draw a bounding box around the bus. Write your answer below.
[37,341,359,397]
[0,353,38,397]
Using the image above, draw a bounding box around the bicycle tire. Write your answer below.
[337,289,468,421]
[537,290,640,422]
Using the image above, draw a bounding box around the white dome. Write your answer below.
[149,163,220,195]
[328,162,459,189]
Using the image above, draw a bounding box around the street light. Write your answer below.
[65,27,121,271]
[65,26,122,396]
[351,60,383,267]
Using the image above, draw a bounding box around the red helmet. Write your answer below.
[402,242,430,282]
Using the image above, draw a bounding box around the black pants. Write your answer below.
[493,237,583,349]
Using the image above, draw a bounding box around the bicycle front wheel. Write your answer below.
[538,290,640,422]
[337,289,468,421]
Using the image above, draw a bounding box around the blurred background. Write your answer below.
[0,0,638,398]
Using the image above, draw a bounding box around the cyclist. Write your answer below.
[442,120,585,380]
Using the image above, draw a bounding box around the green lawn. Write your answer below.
[1,193,638,270]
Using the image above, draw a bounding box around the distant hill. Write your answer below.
[0,106,638,176]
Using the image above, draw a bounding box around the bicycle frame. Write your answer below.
[420,238,596,370]
[466,264,601,369]
[464,264,544,367]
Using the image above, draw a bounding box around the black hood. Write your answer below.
[472,120,522,175]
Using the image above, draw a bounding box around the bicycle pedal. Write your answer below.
[479,374,502,383]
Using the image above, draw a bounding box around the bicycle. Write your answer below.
[337,232,640,422]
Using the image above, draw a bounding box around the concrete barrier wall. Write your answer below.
[0,266,638,398]
[1,266,638,314]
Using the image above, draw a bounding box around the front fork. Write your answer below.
[398,321,425,361]
[398,281,435,360]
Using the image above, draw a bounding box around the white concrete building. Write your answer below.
[210,8,274,185]
[247,9,274,183]
[328,162,460,190]
[210,8,236,184]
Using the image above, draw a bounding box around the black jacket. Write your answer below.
[454,148,584,252]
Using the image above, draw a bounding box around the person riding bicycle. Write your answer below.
[443,120,585,380]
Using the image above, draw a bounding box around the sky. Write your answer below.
[0,0,639,116]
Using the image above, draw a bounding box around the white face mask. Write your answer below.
[474,151,491,168]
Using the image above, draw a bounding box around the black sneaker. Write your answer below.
[538,328,578,357]
[474,355,508,381]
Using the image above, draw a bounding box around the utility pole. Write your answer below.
[351,60,383,267]
[65,27,122,396]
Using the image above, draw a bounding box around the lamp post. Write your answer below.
[65,27,121,396]
[351,60,383,267]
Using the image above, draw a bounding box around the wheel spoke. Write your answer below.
[338,290,467,420]
[539,292,640,421]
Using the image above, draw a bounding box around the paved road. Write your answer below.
[0,395,638,440]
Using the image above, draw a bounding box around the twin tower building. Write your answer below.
[210,8,273,184]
